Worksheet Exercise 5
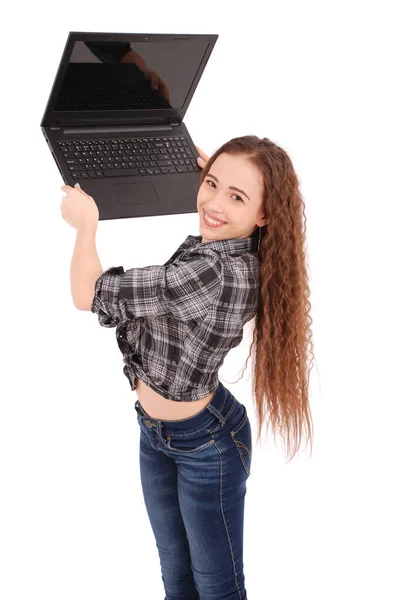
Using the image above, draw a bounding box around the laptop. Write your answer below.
[40,31,218,221]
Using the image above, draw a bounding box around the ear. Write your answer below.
[256,206,269,228]
[256,217,269,228]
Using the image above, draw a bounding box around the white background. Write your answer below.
[1,2,400,599]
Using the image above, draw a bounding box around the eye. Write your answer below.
[205,179,244,202]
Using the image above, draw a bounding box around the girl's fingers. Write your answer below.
[74,183,92,198]
[195,145,205,159]
[195,145,209,162]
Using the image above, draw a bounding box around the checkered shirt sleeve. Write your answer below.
[91,259,222,327]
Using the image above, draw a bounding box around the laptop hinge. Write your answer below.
[47,123,181,134]
[62,123,175,135]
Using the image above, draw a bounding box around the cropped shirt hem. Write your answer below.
[123,363,220,402]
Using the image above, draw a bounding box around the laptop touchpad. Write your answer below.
[112,182,160,205]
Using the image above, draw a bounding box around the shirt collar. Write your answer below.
[182,229,259,256]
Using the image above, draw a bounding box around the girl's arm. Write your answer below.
[71,225,103,310]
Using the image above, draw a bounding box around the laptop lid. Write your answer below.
[40,31,218,130]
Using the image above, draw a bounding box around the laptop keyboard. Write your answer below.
[57,136,202,181]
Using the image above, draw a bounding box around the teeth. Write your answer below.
[205,212,226,226]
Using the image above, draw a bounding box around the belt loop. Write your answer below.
[206,403,226,426]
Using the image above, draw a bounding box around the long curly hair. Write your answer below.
[197,135,316,462]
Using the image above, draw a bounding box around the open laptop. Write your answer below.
[40,31,218,221]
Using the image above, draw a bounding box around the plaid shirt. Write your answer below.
[91,230,260,401]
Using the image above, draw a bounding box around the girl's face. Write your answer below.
[197,152,267,243]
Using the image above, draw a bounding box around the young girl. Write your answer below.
[61,134,315,600]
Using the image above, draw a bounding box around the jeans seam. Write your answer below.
[214,431,244,599]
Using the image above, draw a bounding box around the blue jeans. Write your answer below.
[134,380,252,600]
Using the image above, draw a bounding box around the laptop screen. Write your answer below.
[42,34,218,126]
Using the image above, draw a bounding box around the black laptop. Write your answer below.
[40,31,218,221]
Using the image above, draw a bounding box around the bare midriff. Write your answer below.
[135,377,215,421]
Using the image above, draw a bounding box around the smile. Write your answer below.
[203,210,227,227]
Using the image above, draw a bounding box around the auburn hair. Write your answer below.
[197,135,316,462]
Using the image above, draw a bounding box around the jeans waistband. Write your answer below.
[134,380,236,434]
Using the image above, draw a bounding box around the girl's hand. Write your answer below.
[60,183,99,230]
[195,146,210,170]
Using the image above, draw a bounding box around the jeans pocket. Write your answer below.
[136,408,216,454]
[230,405,252,477]
[162,428,215,454]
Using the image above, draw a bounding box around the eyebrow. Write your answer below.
[206,173,251,201]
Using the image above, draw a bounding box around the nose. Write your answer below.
[200,191,227,220]
[203,199,226,216]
